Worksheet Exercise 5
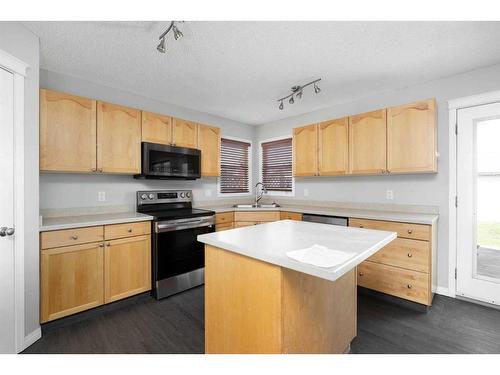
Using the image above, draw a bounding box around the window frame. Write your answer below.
[217,135,253,197]
[259,135,295,197]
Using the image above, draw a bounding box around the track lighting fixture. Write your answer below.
[277,79,322,110]
[157,21,184,54]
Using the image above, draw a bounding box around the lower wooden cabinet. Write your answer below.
[216,223,234,232]
[40,242,104,323]
[104,235,151,303]
[280,211,303,221]
[40,222,152,323]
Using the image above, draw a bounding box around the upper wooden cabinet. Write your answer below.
[40,89,97,172]
[387,99,437,173]
[172,118,198,148]
[349,109,387,175]
[141,111,172,145]
[97,101,142,174]
[318,117,349,176]
[198,124,221,176]
[293,124,318,176]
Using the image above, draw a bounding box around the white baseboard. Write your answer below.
[21,327,41,352]
[435,286,454,298]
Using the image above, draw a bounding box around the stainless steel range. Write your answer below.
[136,190,215,299]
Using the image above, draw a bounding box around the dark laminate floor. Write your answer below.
[478,247,500,279]
[23,286,500,354]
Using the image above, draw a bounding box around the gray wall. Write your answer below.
[39,69,256,210]
[255,62,500,291]
[0,22,40,339]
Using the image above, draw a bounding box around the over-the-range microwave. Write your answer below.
[134,142,201,180]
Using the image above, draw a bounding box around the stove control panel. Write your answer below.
[137,190,192,205]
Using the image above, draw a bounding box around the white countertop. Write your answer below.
[197,220,397,283]
[40,212,154,232]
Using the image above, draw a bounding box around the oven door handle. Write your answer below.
[156,221,214,233]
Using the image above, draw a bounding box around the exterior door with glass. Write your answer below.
[457,102,500,305]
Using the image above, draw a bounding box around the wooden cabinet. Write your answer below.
[318,117,349,176]
[40,221,151,322]
[40,89,97,172]
[97,101,142,174]
[172,118,198,148]
[349,109,387,175]
[216,223,234,231]
[387,99,437,173]
[349,218,431,241]
[198,124,221,176]
[293,124,318,176]
[234,211,280,222]
[40,242,104,323]
[104,235,151,303]
[280,211,303,221]
[141,111,172,145]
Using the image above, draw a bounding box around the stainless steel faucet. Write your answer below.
[254,182,267,204]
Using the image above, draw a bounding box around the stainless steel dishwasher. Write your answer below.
[302,213,348,226]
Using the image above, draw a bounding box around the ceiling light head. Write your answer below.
[173,25,184,40]
[314,83,321,94]
[289,96,294,104]
[279,100,284,110]
[157,37,166,53]
[297,90,303,99]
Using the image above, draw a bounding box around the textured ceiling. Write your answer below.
[24,21,500,125]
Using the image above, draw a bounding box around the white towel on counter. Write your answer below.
[286,244,356,268]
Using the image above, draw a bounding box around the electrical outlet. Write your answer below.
[386,189,394,200]
[98,191,106,202]
[303,188,309,197]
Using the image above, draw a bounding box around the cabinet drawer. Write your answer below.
[367,238,430,273]
[234,211,280,222]
[216,212,234,225]
[104,221,151,240]
[216,223,234,232]
[357,261,431,305]
[280,211,303,221]
[41,226,104,249]
[349,218,430,241]
[234,221,260,228]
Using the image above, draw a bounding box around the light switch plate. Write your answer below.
[98,191,106,202]
[386,190,394,200]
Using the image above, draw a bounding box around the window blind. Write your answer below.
[261,138,293,192]
[220,138,251,193]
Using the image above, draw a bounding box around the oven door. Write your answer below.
[153,217,214,298]
[139,142,201,179]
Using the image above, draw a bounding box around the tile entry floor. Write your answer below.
[23,286,500,354]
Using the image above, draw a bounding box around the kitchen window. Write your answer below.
[260,137,294,196]
[218,137,252,195]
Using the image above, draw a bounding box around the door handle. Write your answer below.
[0,227,15,237]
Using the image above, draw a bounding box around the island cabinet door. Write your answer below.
[97,101,142,174]
[41,242,104,323]
[293,124,318,176]
[318,117,349,176]
[40,89,97,173]
[104,235,151,303]
[387,99,437,174]
[141,111,172,145]
[348,109,387,175]
[172,118,198,148]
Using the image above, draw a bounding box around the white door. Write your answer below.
[0,67,16,353]
[457,102,500,305]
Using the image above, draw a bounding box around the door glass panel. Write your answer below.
[476,118,500,281]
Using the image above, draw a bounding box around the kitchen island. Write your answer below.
[197,220,396,354]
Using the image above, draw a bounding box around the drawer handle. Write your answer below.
[407,284,413,289]
[407,253,413,258]
[359,272,364,277]
[127,228,133,233]
[407,229,413,234]
[71,235,78,240]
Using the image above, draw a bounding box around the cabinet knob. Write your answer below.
[106,243,111,247]
[359,272,364,277]
[98,168,103,173]
[98,243,104,248]
[407,253,413,258]
[71,235,78,240]
[407,284,413,289]
[127,228,133,233]
[359,225,364,228]
[407,229,413,234]
[91,168,97,172]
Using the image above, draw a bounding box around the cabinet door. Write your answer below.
[387,99,437,173]
[40,89,97,172]
[349,109,387,175]
[172,118,198,148]
[41,242,104,323]
[198,124,221,176]
[293,124,318,176]
[97,101,141,174]
[318,117,349,176]
[104,235,151,303]
[141,111,172,145]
